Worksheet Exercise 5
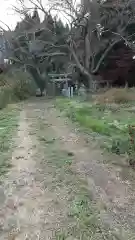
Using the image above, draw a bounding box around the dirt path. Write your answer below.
[0,99,135,239]
[48,106,135,229]
[0,104,71,239]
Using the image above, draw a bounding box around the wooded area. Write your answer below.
[1,0,135,94]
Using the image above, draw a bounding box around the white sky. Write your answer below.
[0,0,80,30]
[0,0,49,30]
[0,0,20,29]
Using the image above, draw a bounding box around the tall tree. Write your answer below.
[32,7,40,25]
[49,0,135,89]
[3,0,135,91]
[10,6,68,95]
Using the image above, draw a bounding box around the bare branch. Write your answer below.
[0,20,12,32]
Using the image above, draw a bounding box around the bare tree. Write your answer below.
[9,0,94,89]
[1,0,135,91]
[0,0,68,95]
[48,0,135,89]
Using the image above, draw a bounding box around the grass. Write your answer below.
[0,104,20,177]
[56,97,135,156]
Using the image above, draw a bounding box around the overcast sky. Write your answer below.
[0,0,80,30]
[0,0,48,30]
[0,0,19,29]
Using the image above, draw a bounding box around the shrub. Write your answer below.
[95,88,135,104]
[0,86,13,109]
[12,71,36,100]
[0,69,36,109]
[128,125,135,167]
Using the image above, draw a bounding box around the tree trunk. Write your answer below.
[84,33,90,70]
[27,65,46,94]
[69,45,93,88]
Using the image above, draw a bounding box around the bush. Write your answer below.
[95,88,135,104]
[12,71,36,100]
[0,69,36,109]
[0,86,13,109]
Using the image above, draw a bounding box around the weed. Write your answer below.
[127,125,135,167]
[0,105,19,176]
[95,88,135,104]
[0,70,36,110]
[39,136,56,144]
[48,149,73,168]
[111,138,129,155]
[55,232,67,240]
[56,98,135,157]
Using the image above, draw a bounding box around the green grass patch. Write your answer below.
[0,104,20,177]
[56,98,134,155]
